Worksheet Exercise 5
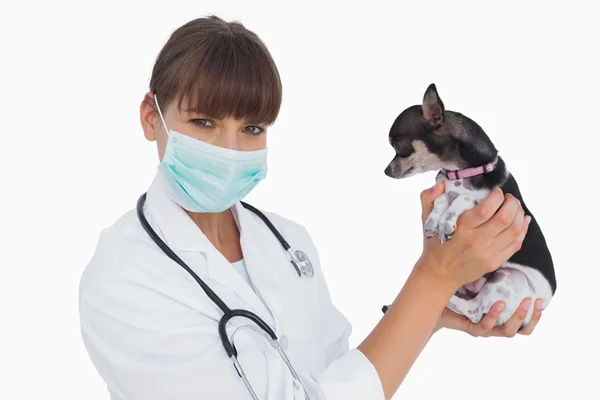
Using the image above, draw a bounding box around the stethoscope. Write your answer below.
[136,192,314,399]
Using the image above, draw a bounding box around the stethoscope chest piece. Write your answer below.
[294,250,314,278]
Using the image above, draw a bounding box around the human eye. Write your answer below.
[244,125,265,136]
[190,119,214,128]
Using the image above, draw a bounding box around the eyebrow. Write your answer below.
[182,108,266,125]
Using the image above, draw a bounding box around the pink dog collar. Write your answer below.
[442,154,499,180]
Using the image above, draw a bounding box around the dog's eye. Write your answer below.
[394,143,414,158]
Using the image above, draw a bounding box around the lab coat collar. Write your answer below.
[145,169,255,254]
[145,169,214,253]
[144,169,278,328]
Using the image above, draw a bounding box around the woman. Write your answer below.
[79,15,542,400]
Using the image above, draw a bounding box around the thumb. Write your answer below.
[439,307,472,333]
[420,180,445,224]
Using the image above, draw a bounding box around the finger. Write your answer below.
[438,307,489,334]
[420,180,445,224]
[491,215,531,267]
[477,193,521,240]
[457,187,504,230]
[499,297,531,337]
[518,298,543,335]
[474,302,506,335]
[489,204,526,254]
[437,308,470,331]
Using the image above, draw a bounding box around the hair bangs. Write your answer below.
[175,36,282,125]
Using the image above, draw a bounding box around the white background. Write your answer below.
[1,0,598,399]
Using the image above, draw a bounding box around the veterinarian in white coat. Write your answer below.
[80,168,385,399]
[79,15,542,400]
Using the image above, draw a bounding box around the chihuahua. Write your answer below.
[382,84,556,328]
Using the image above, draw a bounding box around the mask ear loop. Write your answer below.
[153,94,170,135]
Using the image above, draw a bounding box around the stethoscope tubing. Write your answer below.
[136,192,277,358]
[137,191,312,399]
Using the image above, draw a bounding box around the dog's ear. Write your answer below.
[422,83,445,127]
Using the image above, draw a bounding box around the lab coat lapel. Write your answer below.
[204,245,277,329]
[233,202,285,333]
[146,170,276,326]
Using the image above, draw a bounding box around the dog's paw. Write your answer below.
[424,216,439,238]
[438,220,456,242]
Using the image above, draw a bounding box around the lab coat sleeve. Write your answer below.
[80,270,384,400]
[80,269,283,399]
[297,225,385,400]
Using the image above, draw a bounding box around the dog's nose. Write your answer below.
[384,165,392,177]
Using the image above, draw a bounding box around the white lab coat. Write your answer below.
[79,171,384,400]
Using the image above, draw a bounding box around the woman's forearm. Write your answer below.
[357,260,456,400]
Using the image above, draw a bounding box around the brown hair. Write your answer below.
[148,15,282,125]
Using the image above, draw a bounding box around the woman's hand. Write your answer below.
[416,181,540,338]
[416,180,531,291]
[433,298,544,337]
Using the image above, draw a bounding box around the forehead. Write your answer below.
[389,106,423,138]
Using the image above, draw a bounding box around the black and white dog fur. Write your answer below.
[382,84,556,328]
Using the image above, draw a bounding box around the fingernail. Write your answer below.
[495,303,505,311]
[524,299,532,311]
[535,299,543,310]
[526,216,532,225]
